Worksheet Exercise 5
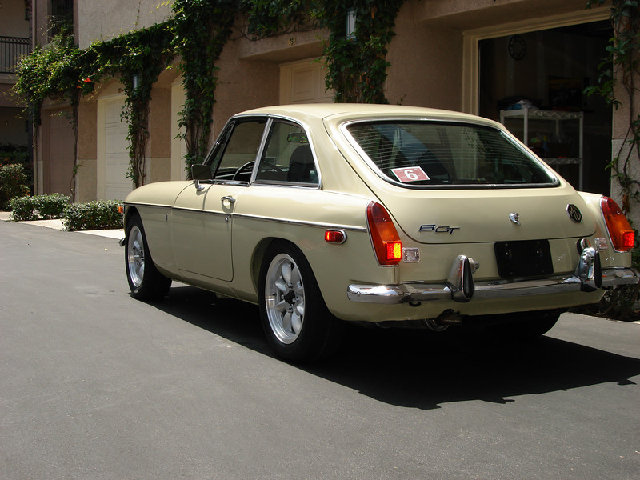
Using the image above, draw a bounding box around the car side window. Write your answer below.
[210,118,267,182]
[255,121,318,185]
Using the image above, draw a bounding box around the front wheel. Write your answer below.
[258,242,342,362]
[125,214,171,301]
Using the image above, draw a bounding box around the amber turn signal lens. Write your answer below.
[601,197,635,252]
[366,201,402,265]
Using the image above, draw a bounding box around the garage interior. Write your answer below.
[479,20,612,196]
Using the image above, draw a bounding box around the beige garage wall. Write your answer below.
[170,78,187,181]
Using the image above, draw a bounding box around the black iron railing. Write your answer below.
[0,36,30,74]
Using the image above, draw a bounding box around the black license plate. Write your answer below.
[494,239,554,279]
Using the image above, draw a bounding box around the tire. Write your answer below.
[258,241,342,362]
[125,213,171,301]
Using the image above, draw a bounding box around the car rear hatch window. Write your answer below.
[344,120,559,188]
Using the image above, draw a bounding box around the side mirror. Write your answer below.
[191,164,210,191]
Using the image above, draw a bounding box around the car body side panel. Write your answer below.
[124,181,190,273]
[226,185,395,308]
[171,182,248,283]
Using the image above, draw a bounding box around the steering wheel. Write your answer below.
[259,162,284,175]
[232,161,255,181]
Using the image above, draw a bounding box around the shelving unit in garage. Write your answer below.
[500,108,584,190]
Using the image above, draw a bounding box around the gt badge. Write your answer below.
[419,224,460,234]
[566,204,583,223]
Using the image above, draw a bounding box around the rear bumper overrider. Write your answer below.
[347,248,639,304]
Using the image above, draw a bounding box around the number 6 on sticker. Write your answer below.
[392,166,430,183]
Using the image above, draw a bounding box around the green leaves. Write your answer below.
[14,0,406,186]
[171,0,237,173]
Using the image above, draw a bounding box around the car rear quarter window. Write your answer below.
[345,121,558,188]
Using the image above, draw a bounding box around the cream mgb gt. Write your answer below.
[122,104,638,361]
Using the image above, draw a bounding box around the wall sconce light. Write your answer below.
[346,8,356,40]
[132,74,140,90]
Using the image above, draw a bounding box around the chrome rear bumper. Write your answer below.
[347,245,638,305]
[347,267,638,304]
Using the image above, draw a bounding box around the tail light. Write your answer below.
[601,196,635,252]
[366,201,402,265]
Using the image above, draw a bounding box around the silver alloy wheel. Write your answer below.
[127,225,145,288]
[264,253,306,344]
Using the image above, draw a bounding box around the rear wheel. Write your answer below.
[258,241,342,361]
[125,214,171,301]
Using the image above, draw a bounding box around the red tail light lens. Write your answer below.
[601,197,635,252]
[366,201,402,265]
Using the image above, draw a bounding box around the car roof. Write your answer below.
[238,103,500,128]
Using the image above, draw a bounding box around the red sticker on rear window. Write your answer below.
[391,166,430,183]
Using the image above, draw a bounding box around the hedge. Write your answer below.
[0,164,30,210]
[9,196,37,221]
[9,193,71,221]
[62,200,122,231]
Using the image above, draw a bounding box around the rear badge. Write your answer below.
[419,224,460,234]
[567,204,583,223]
[509,213,520,225]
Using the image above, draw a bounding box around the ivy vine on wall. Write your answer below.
[92,23,174,187]
[171,0,237,171]
[586,0,640,216]
[14,0,407,190]
[243,0,405,103]
[14,24,173,194]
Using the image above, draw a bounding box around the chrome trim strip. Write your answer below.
[347,268,639,304]
[233,212,366,231]
[123,202,171,210]
[166,205,366,231]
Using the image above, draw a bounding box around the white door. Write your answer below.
[99,96,133,200]
[279,58,333,104]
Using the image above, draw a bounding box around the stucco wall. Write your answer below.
[77,0,173,49]
[386,2,462,109]
[211,24,280,139]
[0,0,30,37]
[77,99,97,201]
[415,0,601,29]
[148,82,171,182]
[41,105,74,196]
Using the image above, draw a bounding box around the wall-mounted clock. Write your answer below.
[508,34,527,61]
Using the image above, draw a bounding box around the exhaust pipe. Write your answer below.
[423,310,463,331]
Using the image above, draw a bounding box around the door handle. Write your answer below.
[221,196,236,207]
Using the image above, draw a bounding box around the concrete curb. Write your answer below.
[0,211,124,240]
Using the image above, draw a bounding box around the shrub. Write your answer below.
[8,193,71,221]
[33,193,71,219]
[0,164,30,210]
[9,196,37,221]
[62,200,122,231]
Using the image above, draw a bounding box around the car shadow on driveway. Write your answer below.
[152,285,640,411]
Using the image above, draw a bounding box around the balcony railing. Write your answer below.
[0,36,30,74]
